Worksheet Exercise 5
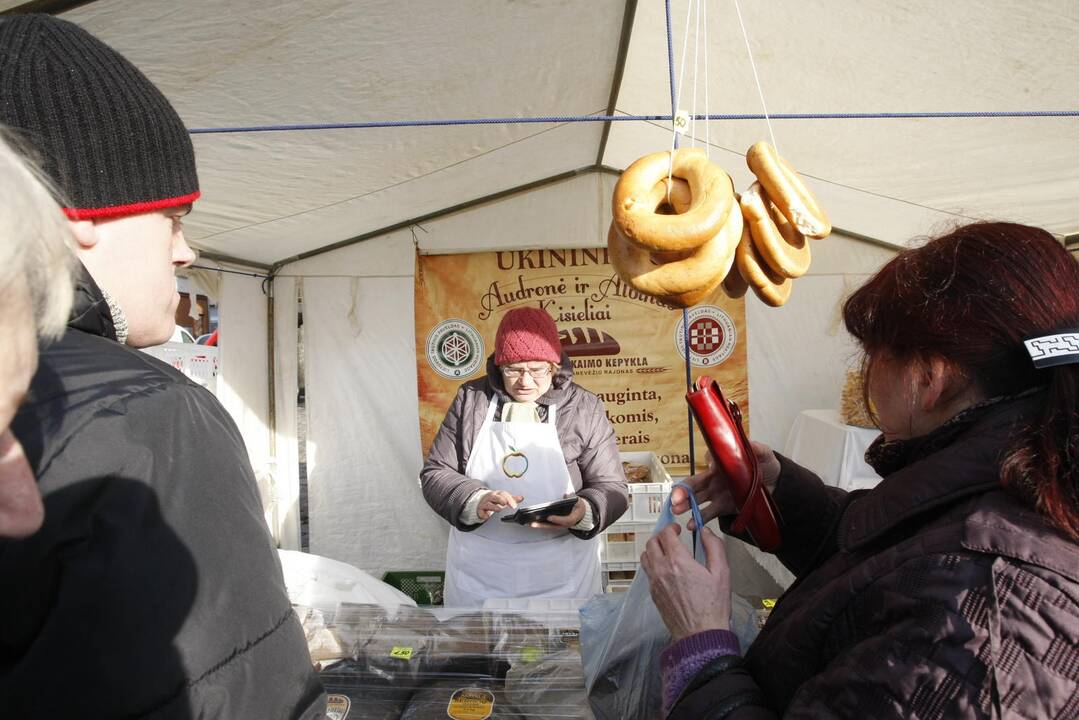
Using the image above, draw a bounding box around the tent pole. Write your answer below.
[595,0,639,167]
[0,0,98,15]
[266,276,278,543]
[664,0,697,479]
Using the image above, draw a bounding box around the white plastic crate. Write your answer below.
[602,561,639,592]
[140,342,220,394]
[620,451,674,485]
[620,451,674,522]
[627,482,673,522]
[599,521,654,563]
[599,517,697,592]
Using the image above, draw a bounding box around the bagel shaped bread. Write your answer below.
[735,220,792,307]
[655,274,725,309]
[740,182,812,279]
[746,141,831,239]
[613,147,734,252]
[721,254,749,299]
[609,186,741,300]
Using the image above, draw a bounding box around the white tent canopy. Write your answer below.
[51,0,1079,267]
[15,0,1078,578]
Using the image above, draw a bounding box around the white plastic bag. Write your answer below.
[277,549,417,612]
[579,482,707,720]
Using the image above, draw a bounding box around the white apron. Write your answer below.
[443,397,602,608]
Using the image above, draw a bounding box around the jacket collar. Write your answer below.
[839,392,1042,551]
[66,262,118,341]
[484,351,574,406]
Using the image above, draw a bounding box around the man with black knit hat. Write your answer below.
[0,15,326,718]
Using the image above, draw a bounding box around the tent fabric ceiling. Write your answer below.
[57,0,1078,267]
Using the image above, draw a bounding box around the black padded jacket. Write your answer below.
[1,267,326,718]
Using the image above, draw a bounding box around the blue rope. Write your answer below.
[665,1,678,140]
[187,110,1079,134]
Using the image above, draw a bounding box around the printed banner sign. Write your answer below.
[415,247,747,476]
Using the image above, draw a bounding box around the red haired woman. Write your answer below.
[645,222,1079,718]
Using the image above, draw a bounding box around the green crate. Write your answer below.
[381,571,445,606]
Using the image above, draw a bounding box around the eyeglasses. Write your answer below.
[501,365,553,380]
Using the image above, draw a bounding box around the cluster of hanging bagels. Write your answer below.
[609,141,830,308]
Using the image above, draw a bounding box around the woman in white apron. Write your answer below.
[420,307,629,608]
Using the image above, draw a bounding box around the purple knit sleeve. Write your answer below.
[660,629,741,715]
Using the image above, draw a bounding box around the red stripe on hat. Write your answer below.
[63,191,201,220]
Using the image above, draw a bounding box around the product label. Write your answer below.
[326,694,351,720]
[673,109,690,134]
[447,687,495,720]
[390,646,414,660]
[520,646,542,664]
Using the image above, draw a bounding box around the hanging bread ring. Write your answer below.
[609,199,741,301]
[721,259,749,299]
[656,278,725,309]
[613,147,735,253]
[740,182,811,279]
[746,141,831,239]
[735,222,792,307]
[653,176,694,216]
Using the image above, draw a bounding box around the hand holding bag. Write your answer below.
[579,483,708,720]
[685,376,782,552]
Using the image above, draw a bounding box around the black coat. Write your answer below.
[1,269,325,718]
[669,394,1079,719]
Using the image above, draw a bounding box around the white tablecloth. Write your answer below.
[782,409,883,492]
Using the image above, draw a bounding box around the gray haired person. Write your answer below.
[0,129,74,539]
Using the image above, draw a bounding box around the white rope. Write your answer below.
[673,0,694,148]
[733,0,778,153]
[669,0,697,198]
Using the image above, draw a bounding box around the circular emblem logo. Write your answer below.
[501,446,529,478]
[426,319,485,379]
[674,305,737,367]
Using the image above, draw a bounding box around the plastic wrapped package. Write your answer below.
[400,679,523,720]
[328,605,440,719]
[429,611,496,655]
[489,613,552,659]
[317,604,596,719]
[296,602,405,663]
[505,649,591,719]
[293,606,349,663]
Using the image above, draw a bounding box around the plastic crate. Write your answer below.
[601,561,639,592]
[619,451,674,522]
[139,343,219,393]
[599,521,654,563]
[627,482,673,522]
[381,571,445,606]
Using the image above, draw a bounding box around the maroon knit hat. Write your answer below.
[495,307,562,365]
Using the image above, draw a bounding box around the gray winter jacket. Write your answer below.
[420,353,628,539]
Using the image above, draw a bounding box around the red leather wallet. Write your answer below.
[685,376,782,551]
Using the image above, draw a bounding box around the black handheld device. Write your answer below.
[500,497,578,524]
